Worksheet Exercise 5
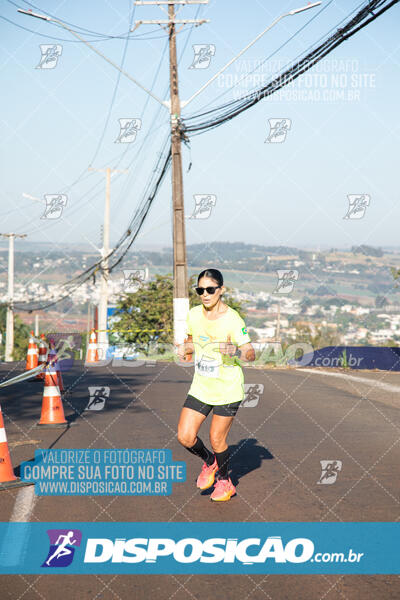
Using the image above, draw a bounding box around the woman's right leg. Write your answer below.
[177,403,217,489]
[177,407,209,456]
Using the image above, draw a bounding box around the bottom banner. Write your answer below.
[0,522,398,574]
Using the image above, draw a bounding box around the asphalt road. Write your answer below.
[0,359,399,600]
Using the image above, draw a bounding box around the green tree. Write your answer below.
[391,266,400,288]
[113,274,246,346]
[0,306,30,360]
[113,274,174,345]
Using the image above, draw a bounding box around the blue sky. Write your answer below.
[1,0,400,252]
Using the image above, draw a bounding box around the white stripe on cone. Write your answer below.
[43,386,60,396]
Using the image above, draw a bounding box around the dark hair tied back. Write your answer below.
[197,269,223,287]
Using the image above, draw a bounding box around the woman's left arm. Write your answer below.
[237,342,255,362]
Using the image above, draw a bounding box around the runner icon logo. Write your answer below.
[265,118,291,143]
[189,195,217,219]
[115,118,142,143]
[42,529,82,568]
[275,270,298,294]
[189,44,216,69]
[343,194,370,219]
[123,269,146,293]
[36,44,62,69]
[317,460,342,485]
[41,194,68,220]
[86,386,110,411]
[242,384,264,408]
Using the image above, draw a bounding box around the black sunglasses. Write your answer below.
[195,286,221,296]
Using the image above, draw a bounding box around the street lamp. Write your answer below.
[182,1,322,108]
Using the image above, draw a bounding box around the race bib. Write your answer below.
[195,356,220,378]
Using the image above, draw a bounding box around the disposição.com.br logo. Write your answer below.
[38,530,365,570]
[41,529,82,568]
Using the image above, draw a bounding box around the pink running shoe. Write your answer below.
[210,477,236,502]
[196,458,218,490]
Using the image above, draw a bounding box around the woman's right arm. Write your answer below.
[177,335,194,360]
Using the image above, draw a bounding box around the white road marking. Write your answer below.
[0,486,37,567]
[300,368,400,393]
[10,485,36,522]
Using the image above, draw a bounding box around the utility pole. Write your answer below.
[169,2,187,345]
[0,233,27,362]
[88,167,127,354]
[134,0,208,344]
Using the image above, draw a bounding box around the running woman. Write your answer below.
[177,269,255,501]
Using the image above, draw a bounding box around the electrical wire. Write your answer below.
[17,0,157,38]
[8,4,171,240]
[5,0,170,41]
[185,0,335,117]
[10,0,201,224]
[183,0,400,135]
[89,3,137,166]
[1,14,171,42]
[13,141,172,311]
[109,2,203,214]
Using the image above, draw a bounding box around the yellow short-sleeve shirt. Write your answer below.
[186,304,251,405]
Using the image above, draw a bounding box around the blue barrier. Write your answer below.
[300,346,400,371]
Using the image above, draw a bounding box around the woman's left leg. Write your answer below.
[209,414,235,481]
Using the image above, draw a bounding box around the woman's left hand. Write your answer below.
[219,335,238,357]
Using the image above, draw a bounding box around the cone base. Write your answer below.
[36,422,68,429]
[0,478,33,491]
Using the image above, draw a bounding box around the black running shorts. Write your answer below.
[184,394,241,417]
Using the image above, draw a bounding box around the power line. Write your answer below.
[70,2,200,225]
[9,6,170,241]
[13,139,172,311]
[108,4,201,214]
[1,14,172,42]
[8,0,201,222]
[89,4,137,166]
[5,0,170,40]
[17,0,161,38]
[183,0,400,136]
[185,0,335,116]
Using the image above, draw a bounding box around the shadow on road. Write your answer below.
[229,438,274,486]
[200,438,274,495]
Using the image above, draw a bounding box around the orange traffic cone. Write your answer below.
[36,364,67,428]
[55,360,64,393]
[26,331,38,371]
[36,334,48,380]
[86,329,99,363]
[0,405,28,490]
[48,339,64,393]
